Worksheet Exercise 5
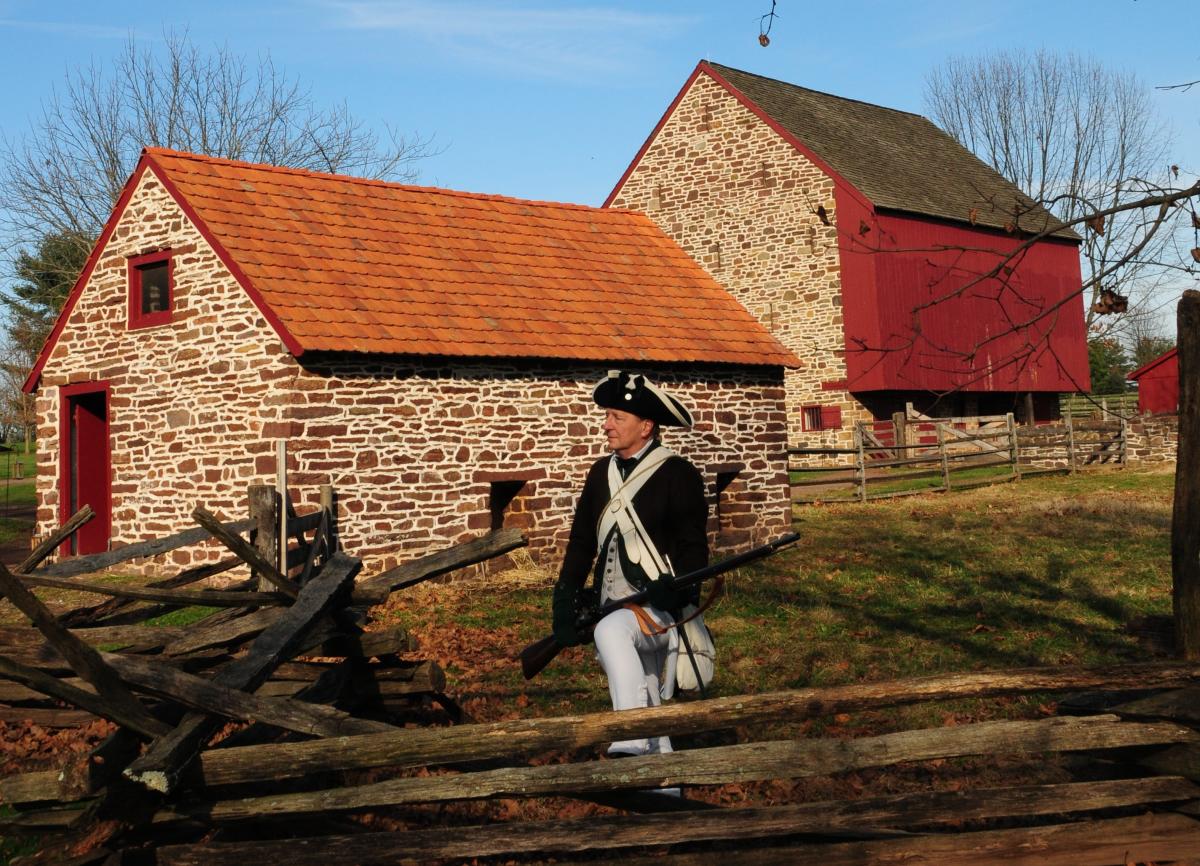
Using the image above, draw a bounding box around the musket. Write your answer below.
[519,532,800,680]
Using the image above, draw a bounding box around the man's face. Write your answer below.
[603,408,654,458]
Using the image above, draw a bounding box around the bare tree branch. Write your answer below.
[840,179,1199,409]
[0,29,436,271]
[924,50,1183,329]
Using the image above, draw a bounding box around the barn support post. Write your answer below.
[249,485,280,592]
[1171,289,1200,659]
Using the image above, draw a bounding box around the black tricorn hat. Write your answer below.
[593,370,694,428]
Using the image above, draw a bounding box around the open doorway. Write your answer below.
[60,382,111,556]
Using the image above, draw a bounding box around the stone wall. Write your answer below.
[279,360,791,573]
[1013,416,1176,471]
[609,73,864,451]
[1126,414,1177,464]
[34,169,793,576]
[35,169,291,571]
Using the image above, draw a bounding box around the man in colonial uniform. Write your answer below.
[552,370,708,757]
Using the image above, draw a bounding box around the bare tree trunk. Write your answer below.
[1172,289,1200,658]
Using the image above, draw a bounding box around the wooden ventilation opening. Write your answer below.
[489,480,527,531]
[714,468,741,533]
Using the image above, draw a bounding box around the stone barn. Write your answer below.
[24,148,798,574]
[607,61,1091,448]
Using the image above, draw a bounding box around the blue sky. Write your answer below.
[0,0,1197,210]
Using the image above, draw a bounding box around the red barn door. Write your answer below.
[60,383,111,555]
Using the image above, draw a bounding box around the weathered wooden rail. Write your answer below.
[2,485,1199,863]
[0,483,528,862]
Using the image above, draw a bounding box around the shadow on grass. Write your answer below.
[727,478,1173,688]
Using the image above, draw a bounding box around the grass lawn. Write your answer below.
[0,481,35,512]
[0,443,35,482]
[377,466,1175,731]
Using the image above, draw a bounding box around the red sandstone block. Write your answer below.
[307,424,348,438]
[289,406,339,420]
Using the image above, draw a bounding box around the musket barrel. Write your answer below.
[519,532,800,680]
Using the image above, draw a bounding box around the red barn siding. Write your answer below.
[838,207,1089,394]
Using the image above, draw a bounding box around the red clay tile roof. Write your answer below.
[146,148,797,367]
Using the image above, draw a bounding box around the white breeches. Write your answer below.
[593,607,674,756]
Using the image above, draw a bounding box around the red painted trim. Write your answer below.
[603,62,707,209]
[127,248,174,330]
[820,379,849,391]
[142,153,305,358]
[1128,347,1177,381]
[23,161,154,393]
[58,379,111,554]
[605,61,875,214]
[22,150,307,394]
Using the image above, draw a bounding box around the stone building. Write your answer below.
[25,148,798,573]
[608,62,1091,449]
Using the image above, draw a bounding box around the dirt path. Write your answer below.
[0,503,35,569]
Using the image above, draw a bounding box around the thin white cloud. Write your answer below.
[0,17,130,40]
[318,0,694,79]
[898,14,997,49]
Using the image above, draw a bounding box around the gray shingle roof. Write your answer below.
[708,63,1078,241]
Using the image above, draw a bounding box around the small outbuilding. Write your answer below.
[1128,348,1179,415]
[25,149,798,572]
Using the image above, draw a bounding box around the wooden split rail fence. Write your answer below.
[0,485,526,862]
[2,658,1199,863]
[792,413,1128,504]
[2,485,1199,863]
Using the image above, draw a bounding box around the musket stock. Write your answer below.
[519,532,799,680]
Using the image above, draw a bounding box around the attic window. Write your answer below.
[128,250,174,329]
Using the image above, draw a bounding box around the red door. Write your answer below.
[61,383,111,555]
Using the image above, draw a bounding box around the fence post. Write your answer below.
[937,423,951,491]
[1119,416,1129,467]
[1066,411,1076,474]
[248,484,279,592]
[1007,412,1021,479]
[855,426,867,503]
[320,483,336,554]
[1172,289,1200,658]
[892,411,907,456]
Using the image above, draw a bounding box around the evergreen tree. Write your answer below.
[6,230,92,356]
[1087,337,1133,394]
